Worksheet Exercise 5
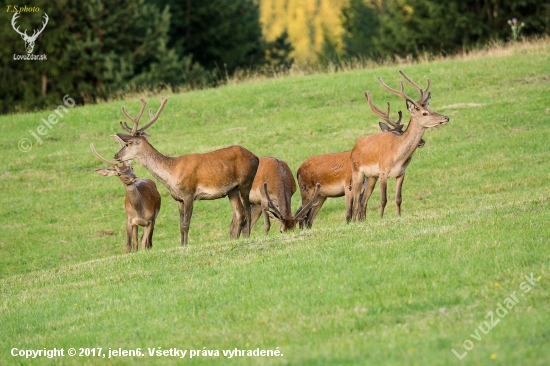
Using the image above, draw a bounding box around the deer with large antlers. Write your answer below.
[296,119,425,228]
[351,70,449,220]
[249,157,320,233]
[112,97,259,245]
[91,138,161,253]
[11,12,48,54]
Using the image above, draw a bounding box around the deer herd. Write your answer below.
[91,70,448,253]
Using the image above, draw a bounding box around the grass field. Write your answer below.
[0,40,549,365]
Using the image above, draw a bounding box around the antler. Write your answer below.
[119,97,168,136]
[263,182,283,219]
[377,70,431,108]
[11,12,49,40]
[109,135,129,166]
[30,13,48,40]
[90,143,118,169]
[364,91,402,129]
[11,13,28,38]
[293,183,321,221]
[120,98,147,135]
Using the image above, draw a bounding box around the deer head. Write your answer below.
[263,182,321,232]
[91,137,137,185]
[11,12,48,54]
[113,97,168,162]
[373,70,449,128]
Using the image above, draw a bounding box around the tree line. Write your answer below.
[334,0,548,63]
[0,0,547,114]
[0,0,293,114]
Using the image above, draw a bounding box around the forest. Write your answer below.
[0,0,547,114]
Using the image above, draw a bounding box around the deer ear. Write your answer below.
[379,122,390,132]
[406,99,416,112]
[95,169,118,177]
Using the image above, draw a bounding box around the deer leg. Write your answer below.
[249,204,263,231]
[142,221,154,249]
[132,225,139,252]
[238,186,252,237]
[298,192,311,229]
[379,174,388,218]
[306,196,326,228]
[260,198,271,233]
[177,199,194,245]
[239,187,252,237]
[395,174,405,216]
[228,188,245,239]
[351,168,365,221]
[345,186,354,224]
[125,220,132,254]
[360,177,377,221]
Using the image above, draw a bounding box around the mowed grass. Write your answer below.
[0,41,549,365]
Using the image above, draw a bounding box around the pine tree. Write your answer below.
[265,30,295,69]
[157,0,265,75]
[340,0,380,59]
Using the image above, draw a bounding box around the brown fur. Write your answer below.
[114,138,258,245]
[296,151,355,228]
[249,157,298,233]
[350,71,449,220]
[92,144,161,253]
[112,97,258,245]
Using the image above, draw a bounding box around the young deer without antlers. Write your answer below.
[112,97,259,245]
[351,70,449,220]
[296,120,425,228]
[91,139,161,253]
[249,156,320,233]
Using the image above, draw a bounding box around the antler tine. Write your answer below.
[11,12,28,37]
[119,120,134,133]
[137,97,168,134]
[32,13,48,38]
[294,183,321,221]
[364,92,403,128]
[398,70,431,106]
[120,98,146,136]
[422,91,432,106]
[109,134,124,148]
[378,76,420,108]
[90,143,118,169]
[263,182,282,217]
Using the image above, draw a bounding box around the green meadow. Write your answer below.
[0,40,549,365]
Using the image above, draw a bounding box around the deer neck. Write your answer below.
[136,143,177,190]
[398,117,425,159]
[123,182,144,210]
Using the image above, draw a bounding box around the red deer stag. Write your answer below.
[296,116,425,228]
[91,139,161,253]
[249,156,320,233]
[112,97,259,245]
[351,70,449,220]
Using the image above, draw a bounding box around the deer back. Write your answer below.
[297,151,352,198]
[251,156,296,217]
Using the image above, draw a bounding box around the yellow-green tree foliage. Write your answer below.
[260,0,348,65]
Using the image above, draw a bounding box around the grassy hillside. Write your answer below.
[0,41,549,365]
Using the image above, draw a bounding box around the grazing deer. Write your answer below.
[91,140,161,253]
[249,156,320,233]
[296,117,425,228]
[351,70,449,220]
[112,97,259,245]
